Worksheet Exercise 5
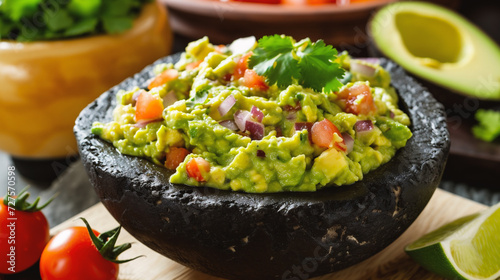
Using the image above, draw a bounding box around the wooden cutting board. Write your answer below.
[50,188,487,280]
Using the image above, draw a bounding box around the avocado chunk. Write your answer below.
[369,1,500,100]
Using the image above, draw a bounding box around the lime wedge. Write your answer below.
[405,202,500,280]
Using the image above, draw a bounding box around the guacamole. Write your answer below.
[91,36,412,193]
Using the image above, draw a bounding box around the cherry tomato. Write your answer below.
[186,157,211,182]
[135,91,164,122]
[0,198,50,274]
[311,119,346,151]
[40,227,118,280]
[147,69,178,90]
[336,83,376,115]
[165,147,190,170]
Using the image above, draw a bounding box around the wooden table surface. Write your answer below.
[50,188,487,280]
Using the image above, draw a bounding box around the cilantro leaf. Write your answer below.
[44,10,74,32]
[248,35,300,88]
[102,16,134,34]
[0,0,152,41]
[249,35,344,93]
[472,109,500,142]
[297,40,344,92]
[1,0,41,21]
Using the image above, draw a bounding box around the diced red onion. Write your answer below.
[355,120,374,134]
[234,110,251,131]
[390,111,395,119]
[257,150,266,158]
[351,60,377,78]
[283,103,301,112]
[294,122,313,142]
[355,57,381,65]
[132,90,144,104]
[162,91,178,107]
[246,120,264,140]
[219,120,238,130]
[251,105,264,122]
[218,94,236,117]
[294,122,313,133]
[134,118,162,128]
[342,132,354,154]
[286,112,297,121]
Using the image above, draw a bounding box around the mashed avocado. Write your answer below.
[91,36,412,193]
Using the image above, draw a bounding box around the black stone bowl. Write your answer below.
[74,54,449,280]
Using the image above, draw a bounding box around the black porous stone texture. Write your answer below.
[74,54,450,280]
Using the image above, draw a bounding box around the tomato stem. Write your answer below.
[2,186,56,212]
[79,218,143,264]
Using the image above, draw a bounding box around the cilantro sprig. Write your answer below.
[248,35,345,93]
[0,0,152,42]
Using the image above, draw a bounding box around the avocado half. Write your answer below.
[369,1,500,101]
[75,54,450,280]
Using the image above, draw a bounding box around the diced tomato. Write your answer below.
[311,119,346,151]
[234,52,268,90]
[135,91,164,122]
[165,147,190,170]
[234,52,252,80]
[186,157,211,182]
[243,69,269,91]
[215,44,227,53]
[148,69,179,90]
[336,83,376,115]
[185,60,202,71]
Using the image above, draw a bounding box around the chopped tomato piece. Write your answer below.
[233,52,268,90]
[336,83,376,115]
[215,44,227,53]
[186,157,211,182]
[185,60,202,71]
[165,147,190,170]
[135,91,164,122]
[148,69,179,90]
[243,69,269,91]
[311,119,346,151]
[234,52,252,80]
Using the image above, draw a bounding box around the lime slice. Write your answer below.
[405,202,500,280]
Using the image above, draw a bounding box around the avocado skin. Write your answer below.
[75,54,450,280]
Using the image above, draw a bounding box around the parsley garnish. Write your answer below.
[248,35,345,93]
[0,0,152,41]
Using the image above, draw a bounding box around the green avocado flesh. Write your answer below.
[370,1,500,100]
[91,36,412,193]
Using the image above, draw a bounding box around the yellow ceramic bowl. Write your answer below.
[0,1,172,159]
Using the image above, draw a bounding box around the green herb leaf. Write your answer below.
[472,109,500,142]
[248,35,345,93]
[67,0,101,18]
[297,40,344,92]
[1,0,41,21]
[44,10,74,32]
[102,15,134,34]
[64,18,98,36]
